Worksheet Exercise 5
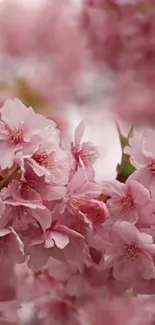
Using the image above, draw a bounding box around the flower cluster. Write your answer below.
[82,0,155,124]
[82,0,155,72]
[0,99,155,324]
[0,0,87,110]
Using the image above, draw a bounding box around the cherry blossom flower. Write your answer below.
[19,223,84,272]
[26,140,70,185]
[71,121,99,171]
[55,168,101,215]
[1,96,155,324]
[102,177,155,224]
[0,0,88,107]
[21,161,67,201]
[82,0,155,74]
[104,221,155,282]
[0,99,53,169]
[124,129,155,189]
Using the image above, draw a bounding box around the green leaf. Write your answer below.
[116,123,135,181]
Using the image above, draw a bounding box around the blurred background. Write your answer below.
[1,0,142,182]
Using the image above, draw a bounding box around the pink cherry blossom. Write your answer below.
[0,98,53,169]
[0,0,88,107]
[82,0,155,73]
[55,168,101,215]
[102,177,154,224]
[71,121,99,171]
[81,0,155,124]
[21,161,67,201]
[20,223,84,272]
[26,137,70,185]
[124,129,155,190]
[104,221,155,282]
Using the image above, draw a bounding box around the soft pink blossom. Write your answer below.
[124,129,155,190]
[71,121,99,171]
[55,168,101,215]
[82,0,155,73]
[102,177,154,224]
[82,0,155,124]
[104,221,155,282]
[25,127,70,185]
[0,99,53,169]
[0,0,88,106]
[19,223,84,271]
[21,161,67,201]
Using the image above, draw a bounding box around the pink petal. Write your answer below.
[67,168,86,193]
[55,225,83,240]
[8,227,25,263]
[66,274,83,296]
[0,229,10,237]
[79,181,101,197]
[37,184,66,201]
[129,168,152,189]
[129,180,150,206]
[102,180,124,196]
[0,143,15,169]
[1,99,29,129]
[113,221,137,245]
[75,121,85,145]
[137,232,153,246]
[28,244,51,271]
[31,207,52,230]
[50,231,69,249]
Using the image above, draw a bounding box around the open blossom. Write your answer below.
[1,96,155,324]
[19,223,84,271]
[22,124,70,185]
[71,121,99,171]
[0,181,52,231]
[21,161,67,201]
[104,221,155,282]
[55,168,101,215]
[0,99,53,169]
[124,128,155,190]
[102,177,155,224]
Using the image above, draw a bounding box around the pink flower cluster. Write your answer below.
[0,99,155,324]
[82,0,155,124]
[82,0,155,73]
[0,0,87,107]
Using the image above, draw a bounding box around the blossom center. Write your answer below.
[32,150,49,168]
[89,205,105,223]
[148,160,155,174]
[121,193,134,211]
[6,125,23,145]
[68,196,85,214]
[124,244,139,260]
